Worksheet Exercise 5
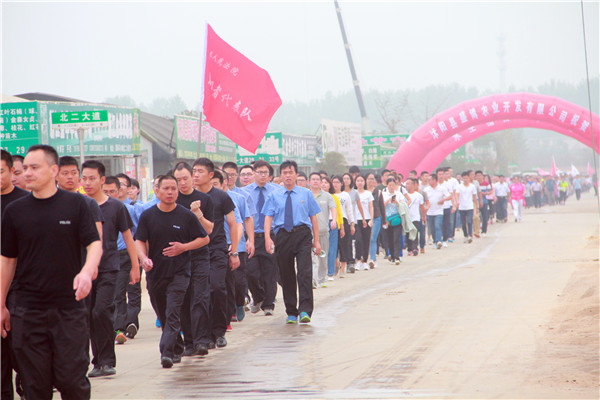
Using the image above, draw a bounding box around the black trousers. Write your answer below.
[10,305,90,400]
[246,235,277,311]
[113,251,142,332]
[387,224,403,260]
[275,226,313,317]
[407,220,422,253]
[226,252,248,323]
[148,272,189,358]
[209,248,229,340]
[354,220,371,262]
[480,203,490,233]
[442,208,454,241]
[180,253,211,349]
[1,335,14,400]
[338,218,353,263]
[88,270,118,368]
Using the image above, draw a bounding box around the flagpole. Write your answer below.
[198,21,209,159]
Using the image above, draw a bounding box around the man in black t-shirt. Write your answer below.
[81,161,139,378]
[135,175,209,368]
[0,150,28,400]
[1,145,102,400]
[193,158,239,349]
[1,150,28,215]
[57,156,104,241]
[173,162,215,356]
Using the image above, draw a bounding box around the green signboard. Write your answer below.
[50,110,108,128]
[362,145,381,169]
[174,115,236,162]
[237,132,283,165]
[0,102,40,155]
[175,115,200,159]
[40,103,140,156]
[362,134,409,146]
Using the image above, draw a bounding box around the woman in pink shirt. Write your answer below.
[509,176,525,222]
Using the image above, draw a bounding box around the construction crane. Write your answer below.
[334,0,370,134]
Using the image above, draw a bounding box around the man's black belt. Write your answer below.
[254,231,274,238]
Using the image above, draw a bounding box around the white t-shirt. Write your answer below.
[457,183,477,210]
[355,190,374,220]
[423,185,448,216]
[336,191,354,222]
[494,181,510,196]
[442,179,457,209]
[406,191,424,222]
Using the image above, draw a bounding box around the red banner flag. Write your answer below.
[202,24,282,153]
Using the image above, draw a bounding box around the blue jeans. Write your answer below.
[327,227,338,276]
[460,209,474,237]
[369,216,382,261]
[427,215,443,244]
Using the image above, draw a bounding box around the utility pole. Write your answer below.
[334,0,370,134]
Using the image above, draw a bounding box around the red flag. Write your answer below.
[202,24,282,153]
[551,156,557,177]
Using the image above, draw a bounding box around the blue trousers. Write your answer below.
[369,216,382,261]
[327,227,338,276]
[427,215,443,244]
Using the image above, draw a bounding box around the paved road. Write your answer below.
[87,194,599,399]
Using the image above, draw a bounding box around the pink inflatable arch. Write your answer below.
[387,93,600,176]
[416,118,592,173]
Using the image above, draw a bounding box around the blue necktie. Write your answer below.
[284,190,293,232]
[257,186,265,230]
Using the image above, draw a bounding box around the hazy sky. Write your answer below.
[3,1,598,109]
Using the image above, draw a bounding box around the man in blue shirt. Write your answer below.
[263,160,321,324]
[243,161,279,316]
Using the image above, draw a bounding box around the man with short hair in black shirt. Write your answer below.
[57,156,104,241]
[173,162,215,356]
[135,175,209,368]
[10,154,27,191]
[81,161,139,378]
[1,145,102,400]
[193,158,239,349]
[0,150,28,400]
[1,150,28,215]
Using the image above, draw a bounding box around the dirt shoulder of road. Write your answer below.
[527,233,599,396]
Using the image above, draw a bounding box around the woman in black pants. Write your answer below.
[332,176,355,277]
[354,175,374,270]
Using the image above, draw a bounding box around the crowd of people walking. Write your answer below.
[0,145,594,400]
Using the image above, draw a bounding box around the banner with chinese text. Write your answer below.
[0,102,40,155]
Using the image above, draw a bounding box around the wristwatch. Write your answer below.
[229,252,239,257]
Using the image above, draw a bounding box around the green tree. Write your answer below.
[316,152,348,175]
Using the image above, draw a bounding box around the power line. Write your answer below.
[579,0,600,212]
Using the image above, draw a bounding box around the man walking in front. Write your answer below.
[1,145,102,399]
[263,160,321,324]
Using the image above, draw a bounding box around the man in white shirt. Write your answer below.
[493,175,510,222]
[423,174,452,249]
[438,168,456,247]
[405,179,426,256]
[457,172,478,243]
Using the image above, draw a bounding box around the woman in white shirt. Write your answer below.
[332,175,354,277]
[354,175,374,270]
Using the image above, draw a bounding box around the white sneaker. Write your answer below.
[372,261,377,269]
[368,259,375,269]
[436,241,442,249]
[442,242,448,248]
[327,276,334,281]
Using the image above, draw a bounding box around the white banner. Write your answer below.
[320,119,362,166]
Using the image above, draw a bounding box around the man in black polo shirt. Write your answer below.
[135,175,209,368]
[81,161,139,378]
[0,150,29,400]
[193,158,239,348]
[56,156,104,241]
[1,145,102,400]
[173,162,215,356]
